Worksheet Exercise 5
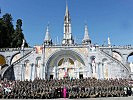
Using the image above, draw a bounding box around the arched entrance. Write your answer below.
[46,50,85,79]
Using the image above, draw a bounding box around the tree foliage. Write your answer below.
[0,11,28,48]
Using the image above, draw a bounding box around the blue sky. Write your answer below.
[0,0,133,46]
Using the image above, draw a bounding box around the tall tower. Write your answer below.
[44,25,52,45]
[62,3,74,45]
[82,24,91,45]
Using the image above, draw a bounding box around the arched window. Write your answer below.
[69,58,74,65]
[58,58,64,66]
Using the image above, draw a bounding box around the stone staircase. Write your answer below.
[0,50,33,78]
[12,50,33,66]
[100,49,130,73]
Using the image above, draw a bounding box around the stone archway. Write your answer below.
[46,49,86,79]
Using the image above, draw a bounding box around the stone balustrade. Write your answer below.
[0,47,33,52]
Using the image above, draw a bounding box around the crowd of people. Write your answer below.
[0,77,132,99]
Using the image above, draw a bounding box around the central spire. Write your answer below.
[62,3,74,45]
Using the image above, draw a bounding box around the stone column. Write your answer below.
[41,64,44,79]
[21,64,24,81]
[100,63,104,79]
[83,67,86,78]
[39,61,41,79]
[97,63,100,79]
[32,63,36,80]
[56,67,58,79]
[88,64,90,77]
[34,64,37,80]
[54,66,56,79]
[89,63,93,77]
[87,63,90,77]
[30,63,34,81]
[108,62,111,79]
[95,63,98,79]
[102,63,104,79]
[43,64,46,80]
[77,67,80,79]
[23,64,26,81]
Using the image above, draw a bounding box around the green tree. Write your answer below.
[0,13,14,48]
[12,19,28,47]
[0,10,28,48]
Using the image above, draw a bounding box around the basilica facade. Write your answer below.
[0,4,133,81]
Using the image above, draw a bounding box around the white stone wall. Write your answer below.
[9,46,130,80]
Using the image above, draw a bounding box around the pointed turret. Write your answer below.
[82,24,91,44]
[62,3,74,45]
[44,25,52,45]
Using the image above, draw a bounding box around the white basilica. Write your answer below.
[0,4,133,81]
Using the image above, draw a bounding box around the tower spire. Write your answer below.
[62,2,74,45]
[82,24,91,44]
[65,1,68,15]
[44,24,52,45]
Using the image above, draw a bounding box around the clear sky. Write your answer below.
[0,0,133,47]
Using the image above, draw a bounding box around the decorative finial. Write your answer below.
[44,23,52,45]
[82,24,91,44]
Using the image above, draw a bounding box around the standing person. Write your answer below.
[63,86,67,98]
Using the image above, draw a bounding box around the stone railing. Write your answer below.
[12,50,33,66]
[1,49,33,78]
[100,49,130,72]
[99,45,133,49]
[0,47,33,52]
